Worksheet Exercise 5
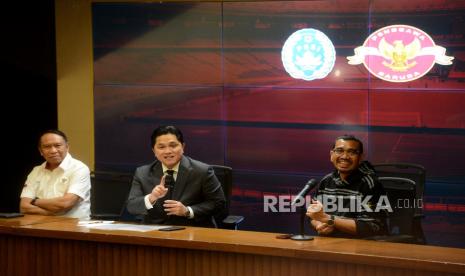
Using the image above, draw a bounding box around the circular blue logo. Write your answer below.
[281,28,336,81]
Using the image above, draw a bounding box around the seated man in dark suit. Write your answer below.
[306,135,388,238]
[126,125,226,227]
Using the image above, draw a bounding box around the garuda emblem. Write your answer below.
[347,25,453,82]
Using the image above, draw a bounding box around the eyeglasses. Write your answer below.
[331,148,360,157]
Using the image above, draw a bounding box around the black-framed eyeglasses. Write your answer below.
[331,148,360,157]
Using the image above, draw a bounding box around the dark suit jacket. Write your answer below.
[126,156,226,227]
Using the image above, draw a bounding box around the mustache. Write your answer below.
[337,158,351,162]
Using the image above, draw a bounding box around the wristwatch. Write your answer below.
[30,197,38,206]
[184,207,191,218]
[327,215,335,226]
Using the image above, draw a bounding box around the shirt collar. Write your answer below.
[59,153,73,170]
[333,167,363,186]
[41,153,72,172]
[161,162,180,174]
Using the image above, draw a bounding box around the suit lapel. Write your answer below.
[150,161,168,219]
[173,156,191,200]
[150,162,164,186]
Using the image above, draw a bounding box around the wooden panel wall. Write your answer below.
[1,234,451,276]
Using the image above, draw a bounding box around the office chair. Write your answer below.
[91,167,243,228]
[90,171,142,222]
[372,163,426,244]
[210,165,244,230]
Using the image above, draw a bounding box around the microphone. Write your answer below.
[164,171,175,199]
[291,179,318,206]
[290,178,318,241]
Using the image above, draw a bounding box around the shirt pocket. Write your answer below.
[54,176,70,195]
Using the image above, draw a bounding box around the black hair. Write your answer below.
[332,134,364,154]
[150,125,184,148]
[38,129,68,148]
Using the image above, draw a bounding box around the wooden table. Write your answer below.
[1,215,464,275]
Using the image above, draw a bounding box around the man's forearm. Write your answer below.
[20,202,53,215]
[34,197,75,213]
[315,214,357,235]
[333,217,357,235]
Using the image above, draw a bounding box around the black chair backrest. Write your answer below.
[210,165,233,227]
[373,163,426,217]
[374,163,426,244]
[90,171,137,221]
[211,165,233,209]
[378,177,416,235]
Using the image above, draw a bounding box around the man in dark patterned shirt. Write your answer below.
[306,135,388,238]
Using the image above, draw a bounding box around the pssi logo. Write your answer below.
[347,25,454,82]
[282,28,335,81]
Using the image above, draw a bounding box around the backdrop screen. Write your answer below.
[93,1,465,248]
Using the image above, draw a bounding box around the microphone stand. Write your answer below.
[291,199,314,241]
